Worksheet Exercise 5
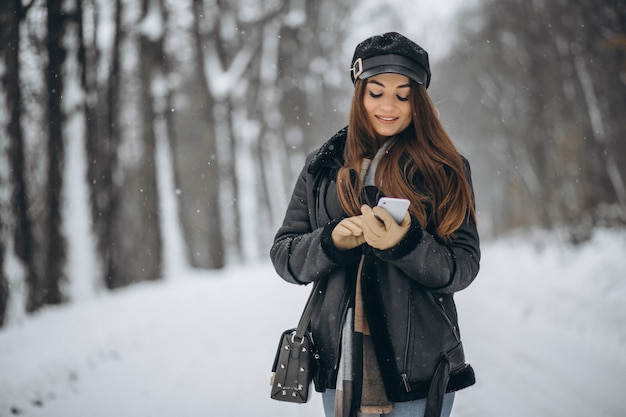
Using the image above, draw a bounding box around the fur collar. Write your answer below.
[307,126,348,175]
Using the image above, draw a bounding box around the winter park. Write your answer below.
[1,1,625,417]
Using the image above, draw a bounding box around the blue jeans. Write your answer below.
[322,389,455,417]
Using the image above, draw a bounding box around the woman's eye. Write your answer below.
[369,91,383,98]
[396,95,409,102]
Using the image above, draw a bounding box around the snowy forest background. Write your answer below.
[0,0,624,326]
[1,1,626,416]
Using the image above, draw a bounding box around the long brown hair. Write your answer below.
[336,78,476,240]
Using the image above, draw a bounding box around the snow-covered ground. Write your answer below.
[1,229,625,417]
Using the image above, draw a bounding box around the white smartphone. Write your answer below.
[376,197,410,224]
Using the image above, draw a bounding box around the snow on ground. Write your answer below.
[1,228,625,417]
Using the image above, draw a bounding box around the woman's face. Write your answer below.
[362,73,413,138]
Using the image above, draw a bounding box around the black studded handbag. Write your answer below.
[270,281,321,403]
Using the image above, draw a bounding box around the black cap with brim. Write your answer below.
[352,54,429,86]
[350,32,431,88]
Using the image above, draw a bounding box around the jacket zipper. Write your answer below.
[333,254,363,371]
[332,295,350,371]
[401,292,460,393]
[431,293,461,343]
[401,287,412,392]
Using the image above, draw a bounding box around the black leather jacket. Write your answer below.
[270,127,480,402]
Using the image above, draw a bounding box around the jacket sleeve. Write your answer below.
[372,159,480,294]
[270,161,361,285]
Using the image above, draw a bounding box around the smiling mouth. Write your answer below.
[376,116,398,123]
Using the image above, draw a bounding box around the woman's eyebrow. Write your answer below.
[367,80,411,89]
[368,80,385,87]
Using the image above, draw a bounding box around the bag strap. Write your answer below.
[292,280,322,344]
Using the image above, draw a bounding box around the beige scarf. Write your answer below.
[354,141,395,415]
[335,142,395,417]
[355,256,393,415]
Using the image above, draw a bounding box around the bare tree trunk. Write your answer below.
[81,0,124,288]
[0,241,6,326]
[134,0,164,282]
[1,0,41,314]
[191,0,225,269]
[102,0,123,287]
[211,0,242,261]
[44,0,67,304]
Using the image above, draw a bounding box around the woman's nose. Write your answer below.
[379,95,395,110]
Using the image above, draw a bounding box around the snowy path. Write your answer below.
[1,230,625,416]
[454,231,626,417]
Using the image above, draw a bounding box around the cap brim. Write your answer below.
[358,65,427,86]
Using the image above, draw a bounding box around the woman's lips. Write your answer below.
[376,115,398,124]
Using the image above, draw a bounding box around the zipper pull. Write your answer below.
[401,373,411,392]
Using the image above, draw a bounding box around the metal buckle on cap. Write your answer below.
[351,57,363,79]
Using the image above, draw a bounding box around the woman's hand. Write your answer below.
[361,204,411,250]
[331,216,366,250]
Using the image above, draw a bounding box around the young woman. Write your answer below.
[270,32,480,417]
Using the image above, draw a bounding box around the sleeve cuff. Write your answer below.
[373,214,423,261]
[321,219,363,265]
